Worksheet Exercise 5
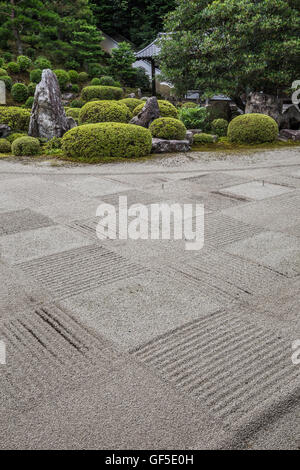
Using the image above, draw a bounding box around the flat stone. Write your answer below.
[152,138,190,153]
[186,130,194,144]
[220,181,293,200]
[279,129,300,141]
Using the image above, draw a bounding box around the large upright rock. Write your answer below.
[130,96,160,127]
[28,69,76,140]
[245,92,282,123]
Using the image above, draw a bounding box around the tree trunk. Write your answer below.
[245,92,282,124]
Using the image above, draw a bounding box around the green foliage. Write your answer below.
[181,102,198,109]
[30,69,42,83]
[0,75,12,90]
[27,82,36,96]
[79,100,131,124]
[133,100,178,118]
[0,107,30,131]
[44,137,62,153]
[119,98,144,112]
[149,117,187,140]
[81,85,123,101]
[70,99,85,108]
[109,42,136,85]
[161,0,300,98]
[54,69,70,90]
[6,62,19,74]
[0,68,6,76]
[66,108,80,119]
[0,59,4,67]
[87,63,105,78]
[7,132,27,143]
[68,70,79,83]
[206,102,231,122]
[24,96,34,108]
[11,83,28,103]
[91,78,101,86]
[62,122,152,160]
[227,113,279,144]
[179,107,209,130]
[34,56,52,69]
[70,23,104,66]
[17,55,32,72]
[0,138,11,153]
[12,136,40,156]
[71,84,79,93]
[98,76,117,86]
[78,72,89,83]
[193,133,215,144]
[211,119,229,137]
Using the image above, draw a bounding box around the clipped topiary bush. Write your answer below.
[0,138,11,153]
[66,107,80,120]
[79,100,131,124]
[98,76,116,86]
[133,100,178,118]
[71,84,79,93]
[17,55,32,71]
[68,70,79,83]
[211,118,228,137]
[0,68,6,76]
[119,98,144,112]
[227,113,278,144]
[149,117,187,140]
[12,136,40,156]
[27,82,36,96]
[194,133,215,144]
[0,107,30,131]
[90,78,101,85]
[54,69,70,90]
[24,96,34,108]
[7,132,27,143]
[70,98,85,108]
[6,62,19,74]
[179,106,209,130]
[181,102,198,108]
[81,85,123,102]
[34,56,52,69]
[78,71,89,83]
[11,83,28,102]
[62,123,152,160]
[0,75,12,90]
[30,69,42,83]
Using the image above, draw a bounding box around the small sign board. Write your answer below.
[0,80,6,105]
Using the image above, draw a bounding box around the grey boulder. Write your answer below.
[130,96,160,127]
[152,138,190,153]
[0,124,11,138]
[279,129,300,141]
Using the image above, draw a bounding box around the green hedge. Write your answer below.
[227,113,278,143]
[0,107,30,131]
[62,123,152,160]
[79,100,131,124]
[133,100,178,118]
[149,117,187,140]
[0,138,11,153]
[211,118,228,137]
[81,85,123,101]
[11,83,28,102]
[119,98,144,112]
[68,70,79,83]
[12,136,40,156]
[17,55,32,72]
[194,133,215,144]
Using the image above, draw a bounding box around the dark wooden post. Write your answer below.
[150,58,156,96]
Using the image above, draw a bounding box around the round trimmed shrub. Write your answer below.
[71,84,79,93]
[17,55,32,71]
[44,137,62,152]
[133,100,178,118]
[0,59,4,67]
[0,107,30,131]
[194,133,215,144]
[66,107,80,120]
[149,117,187,140]
[119,98,144,112]
[3,52,12,62]
[0,68,6,76]
[90,78,101,85]
[62,123,152,160]
[7,132,27,143]
[0,138,11,153]
[11,83,28,102]
[81,85,123,102]
[54,70,70,90]
[227,113,278,144]
[30,69,42,83]
[79,100,131,124]
[70,98,85,108]
[0,75,12,90]
[68,70,79,83]
[34,56,52,69]
[27,82,36,96]
[78,72,89,83]
[181,102,198,108]
[98,76,115,86]
[6,62,19,74]
[24,96,34,108]
[211,118,228,137]
[12,136,40,156]
[87,63,103,78]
